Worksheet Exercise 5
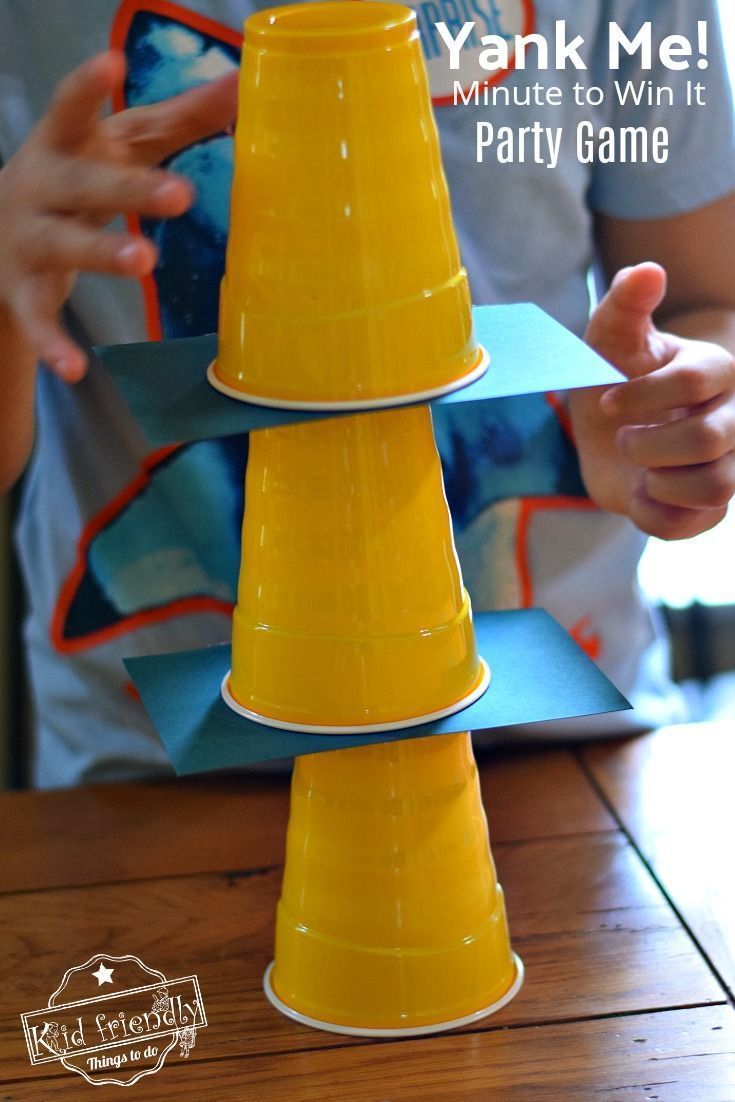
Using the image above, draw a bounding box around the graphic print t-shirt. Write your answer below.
[1,0,734,786]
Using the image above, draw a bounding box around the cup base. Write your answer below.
[220,659,490,734]
[206,346,490,411]
[262,954,524,1037]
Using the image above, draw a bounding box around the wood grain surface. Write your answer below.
[1,733,733,1100]
[2,1007,734,1101]
[0,833,724,1081]
[581,722,735,998]
[0,746,613,894]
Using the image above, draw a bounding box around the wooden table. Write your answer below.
[1,722,734,1099]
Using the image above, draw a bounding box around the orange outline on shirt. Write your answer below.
[544,390,575,443]
[48,3,240,655]
[432,0,536,108]
[50,445,235,655]
[515,494,603,658]
[109,0,243,341]
[515,494,599,609]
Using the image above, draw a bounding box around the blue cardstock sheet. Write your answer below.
[124,609,630,775]
[99,304,624,447]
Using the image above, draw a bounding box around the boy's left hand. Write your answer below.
[570,262,735,540]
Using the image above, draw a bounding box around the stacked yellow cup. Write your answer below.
[268,733,523,1034]
[223,405,489,731]
[212,1,522,1034]
[209,1,488,407]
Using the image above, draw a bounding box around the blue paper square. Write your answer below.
[99,304,623,447]
[124,609,630,775]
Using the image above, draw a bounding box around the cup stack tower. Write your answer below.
[206,1,524,1035]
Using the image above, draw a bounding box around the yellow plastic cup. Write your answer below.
[264,733,523,1035]
[209,1,487,408]
[223,404,489,731]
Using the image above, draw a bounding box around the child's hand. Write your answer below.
[0,50,237,381]
[570,263,735,539]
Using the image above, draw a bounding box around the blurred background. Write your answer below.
[1,4,733,787]
[637,1,735,721]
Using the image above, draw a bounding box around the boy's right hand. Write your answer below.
[0,50,238,381]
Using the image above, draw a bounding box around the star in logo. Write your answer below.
[91,963,115,987]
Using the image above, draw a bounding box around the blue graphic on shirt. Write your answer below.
[58,7,245,645]
[433,396,585,530]
[57,2,584,648]
[63,438,246,642]
[124,11,239,337]
[87,443,241,613]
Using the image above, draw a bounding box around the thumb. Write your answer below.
[585,262,668,377]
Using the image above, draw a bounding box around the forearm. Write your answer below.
[595,196,735,359]
[0,304,37,494]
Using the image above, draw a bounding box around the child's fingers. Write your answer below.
[110,70,238,165]
[629,486,727,541]
[617,400,735,468]
[44,157,193,219]
[13,282,88,381]
[585,263,670,372]
[601,346,735,421]
[42,51,126,151]
[20,217,158,277]
[644,453,735,510]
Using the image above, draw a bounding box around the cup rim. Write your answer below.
[219,659,491,734]
[206,346,490,411]
[245,2,418,53]
[263,954,524,1037]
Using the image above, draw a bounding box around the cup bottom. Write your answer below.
[206,346,490,411]
[262,954,524,1038]
[220,659,490,734]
